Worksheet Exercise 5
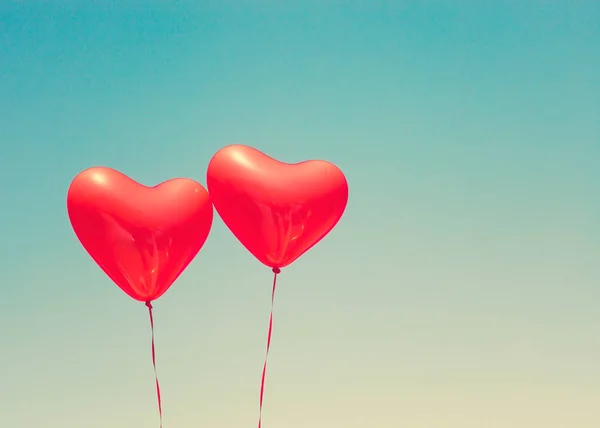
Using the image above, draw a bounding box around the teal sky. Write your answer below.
[1,2,599,427]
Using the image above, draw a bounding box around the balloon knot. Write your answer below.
[145,301,153,309]
[272,267,281,274]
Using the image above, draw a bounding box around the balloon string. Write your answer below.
[146,301,163,428]
[258,267,281,428]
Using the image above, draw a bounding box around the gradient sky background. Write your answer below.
[0,2,599,427]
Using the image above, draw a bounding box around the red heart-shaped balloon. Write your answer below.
[207,145,348,269]
[67,167,213,302]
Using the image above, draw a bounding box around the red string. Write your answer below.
[257,267,280,428]
[146,301,163,428]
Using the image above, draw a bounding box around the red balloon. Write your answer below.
[67,167,213,302]
[207,145,348,269]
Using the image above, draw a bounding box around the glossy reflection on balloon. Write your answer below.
[67,167,214,302]
[207,144,348,268]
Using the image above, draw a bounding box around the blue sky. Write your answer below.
[0,2,599,427]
